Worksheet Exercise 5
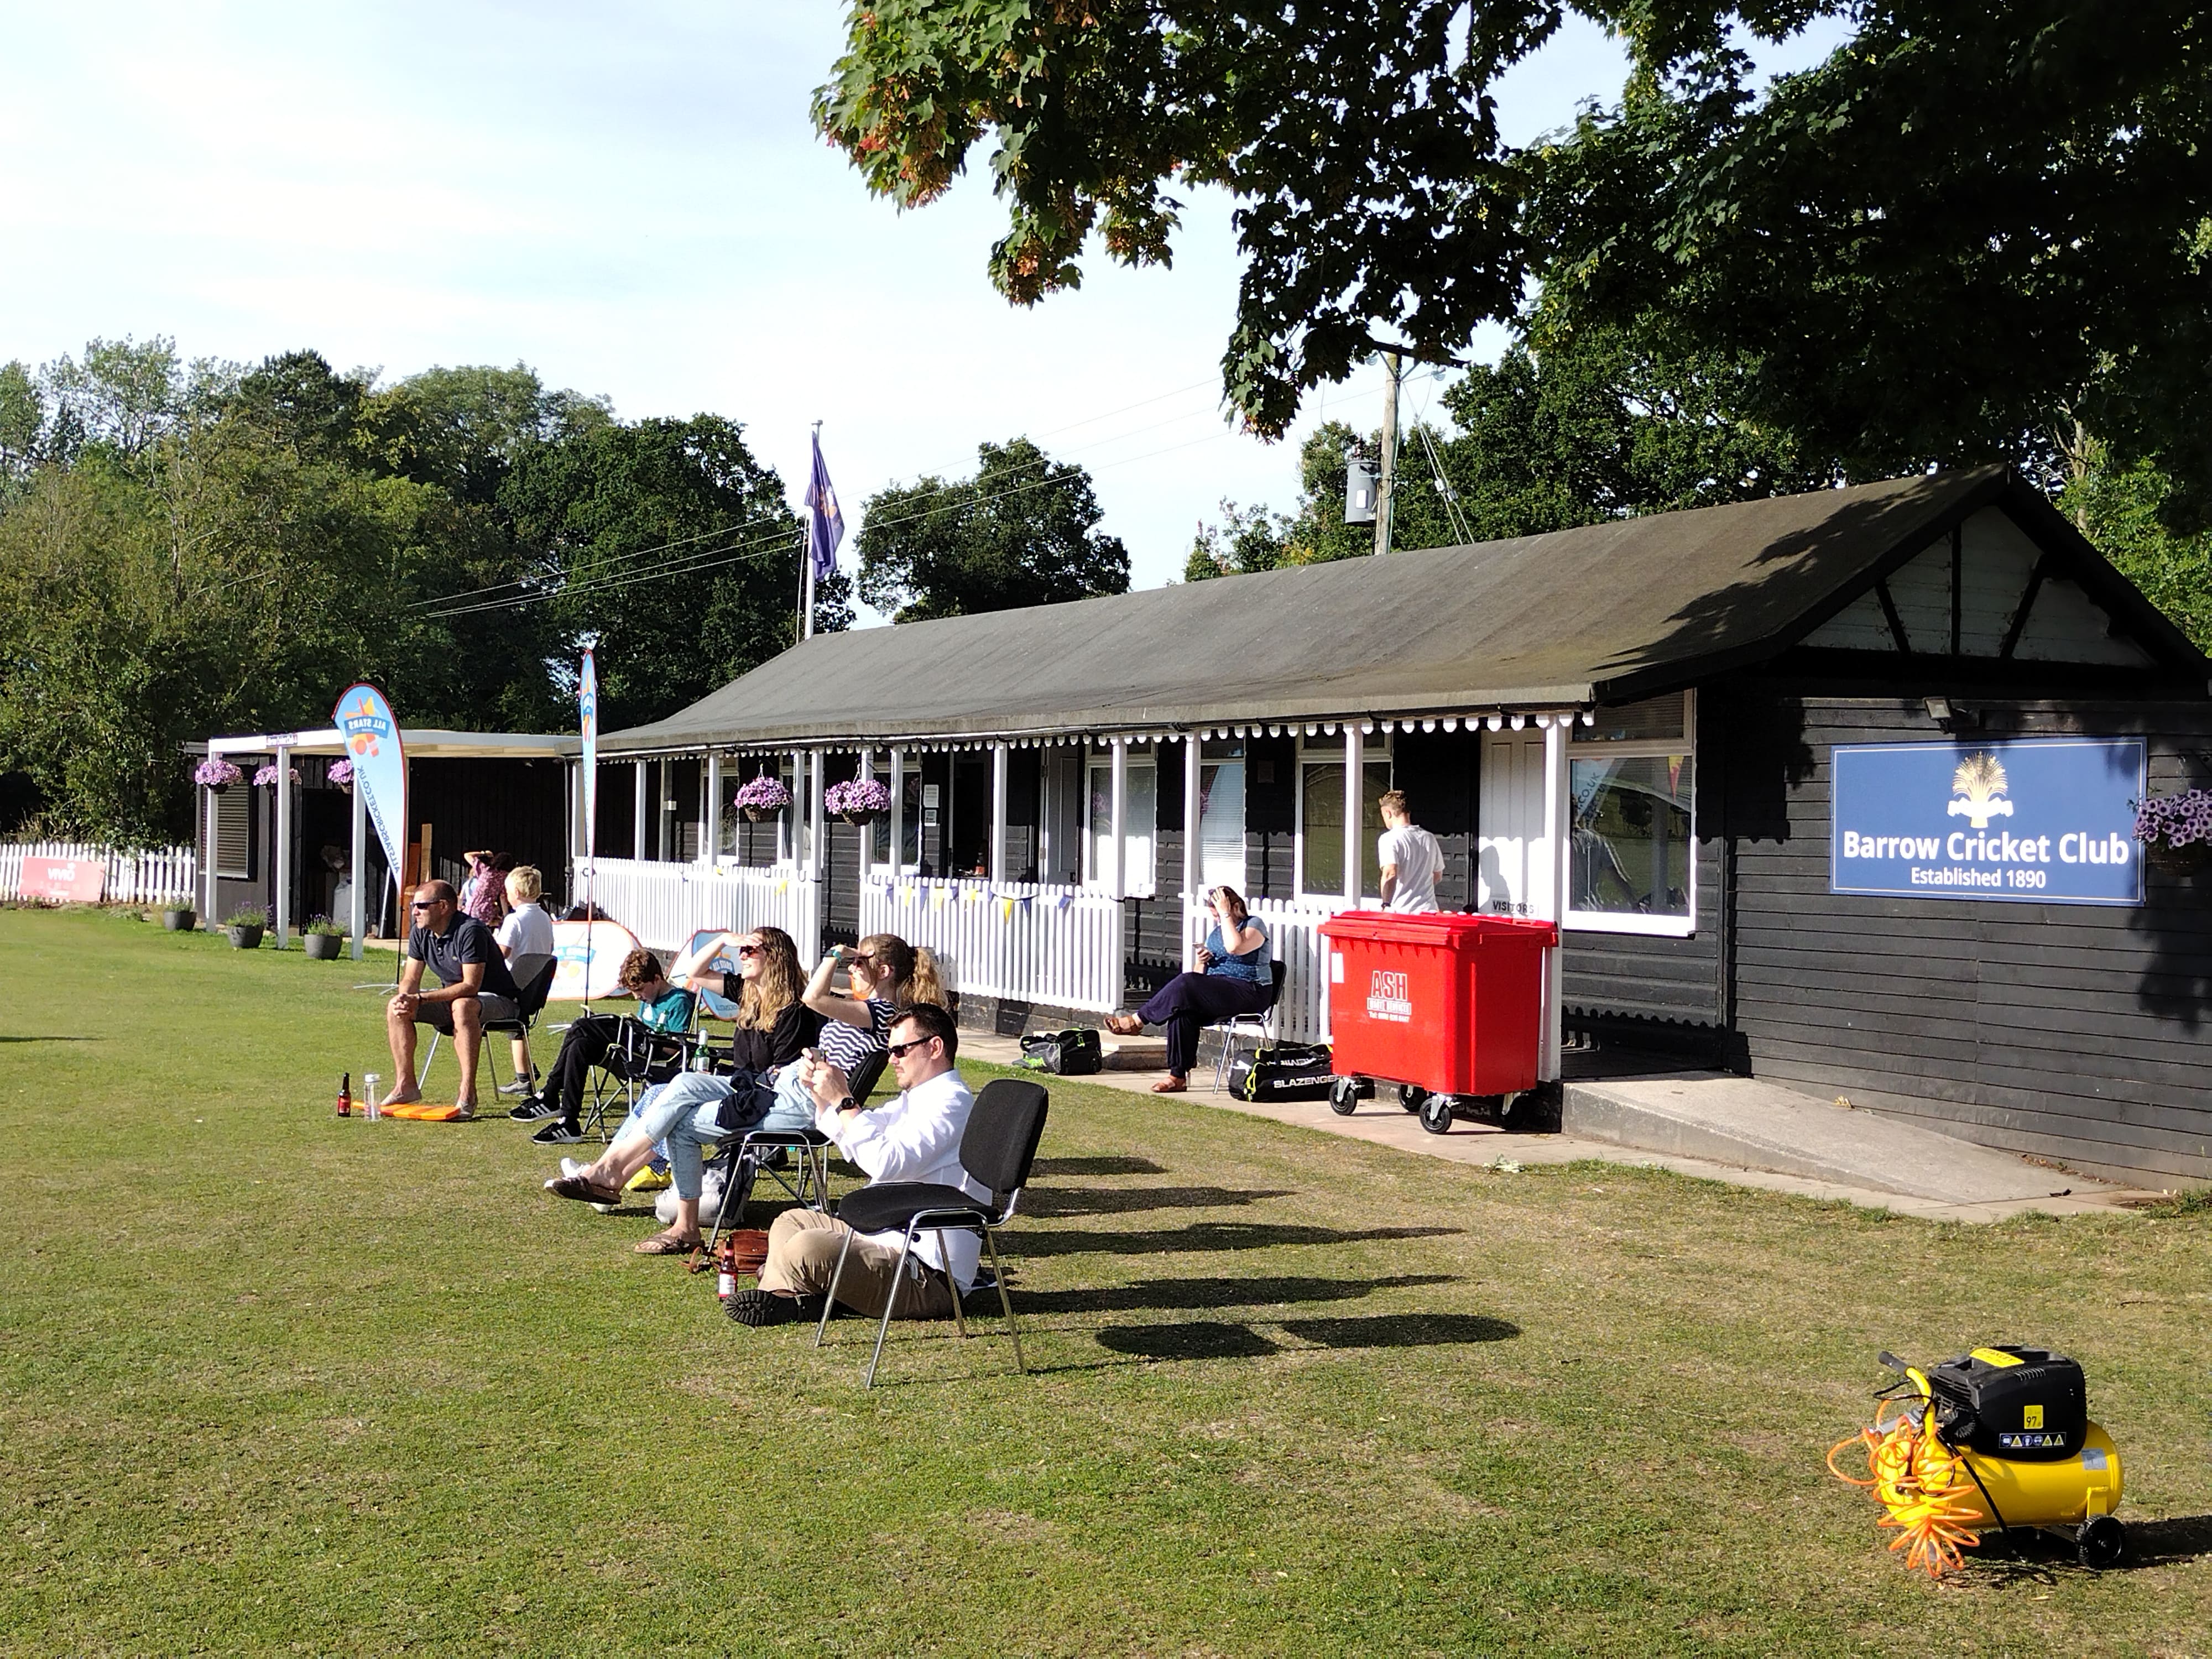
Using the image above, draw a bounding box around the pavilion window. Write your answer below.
[1084,747,1155,894]
[213,785,255,880]
[1566,690,1696,934]
[1197,738,1247,891]
[1297,732,1389,899]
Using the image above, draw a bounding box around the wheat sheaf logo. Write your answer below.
[1947,752,2014,828]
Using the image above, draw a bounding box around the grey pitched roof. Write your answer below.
[596,465,2188,754]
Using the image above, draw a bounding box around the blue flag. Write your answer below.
[804,431,843,580]
[332,682,407,904]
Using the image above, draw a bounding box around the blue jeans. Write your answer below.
[629,1073,740,1202]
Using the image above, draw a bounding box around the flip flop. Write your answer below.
[633,1231,703,1256]
[546,1172,622,1206]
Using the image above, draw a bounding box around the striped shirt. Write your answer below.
[817,997,894,1074]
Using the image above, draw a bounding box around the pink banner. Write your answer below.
[21,856,106,904]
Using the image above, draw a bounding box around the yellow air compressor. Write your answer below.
[1828,1346,2125,1574]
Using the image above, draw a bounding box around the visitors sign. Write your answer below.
[20,855,105,903]
[1830,738,2145,906]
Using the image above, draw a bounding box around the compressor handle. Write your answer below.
[1876,1350,1910,1375]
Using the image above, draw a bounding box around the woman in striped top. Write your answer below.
[797,932,950,1088]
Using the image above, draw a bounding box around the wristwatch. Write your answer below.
[834,1095,856,1114]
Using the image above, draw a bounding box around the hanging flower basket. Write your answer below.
[253,761,301,789]
[327,759,355,790]
[825,777,890,826]
[733,774,792,822]
[2136,789,2212,874]
[194,757,242,794]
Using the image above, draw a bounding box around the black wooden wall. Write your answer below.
[1721,685,2212,1185]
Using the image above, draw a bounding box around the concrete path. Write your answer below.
[958,1034,2166,1223]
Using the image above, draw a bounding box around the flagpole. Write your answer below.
[802,419,822,640]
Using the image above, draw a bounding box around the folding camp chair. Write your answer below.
[1209,961,1287,1093]
[815,1077,1050,1388]
[703,1048,888,1255]
[579,1017,702,1142]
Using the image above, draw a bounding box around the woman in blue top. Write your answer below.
[1105,885,1271,1093]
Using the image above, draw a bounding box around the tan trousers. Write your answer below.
[758,1208,958,1320]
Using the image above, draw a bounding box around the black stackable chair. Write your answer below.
[481,954,557,1093]
[814,1077,1050,1388]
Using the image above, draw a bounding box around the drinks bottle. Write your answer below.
[338,1073,351,1117]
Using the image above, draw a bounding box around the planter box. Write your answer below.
[162,907,196,932]
[304,932,344,959]
[227,924,265,950]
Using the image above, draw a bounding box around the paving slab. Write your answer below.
[957,1033,2166,1223]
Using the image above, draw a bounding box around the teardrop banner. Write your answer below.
[332,683,408,909]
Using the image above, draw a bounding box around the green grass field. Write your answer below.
[3,906,2208,1657]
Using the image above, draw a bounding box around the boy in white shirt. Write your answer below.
[1377,790,1443,913]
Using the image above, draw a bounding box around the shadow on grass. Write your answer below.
[0,1034,100,1042]
[1018,1186,1296,1218]
[1010,1272,1453,1316]
[1014,1222,1464,1257]
[1030,1156,1166,1177]
[2120,1514,2212,1567]
[1094,1312,1520,1361]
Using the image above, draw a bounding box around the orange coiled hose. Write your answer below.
[1828,1370,1985,1578]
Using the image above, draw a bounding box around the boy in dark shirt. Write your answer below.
[384,880,521,1115]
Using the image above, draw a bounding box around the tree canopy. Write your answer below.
[855,437,1129,622]
[816,2,2212,525]
[0,337,826,842]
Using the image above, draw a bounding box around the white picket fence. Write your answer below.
[577,857,822,961]
[1185,893,1345,1044]
[0,840,198,906]
[861,877,1125,1014]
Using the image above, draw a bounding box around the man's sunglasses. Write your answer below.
[410,899,442,911]
[885,1035,939,1060]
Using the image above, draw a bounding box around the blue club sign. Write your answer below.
[1830,738,2146,906]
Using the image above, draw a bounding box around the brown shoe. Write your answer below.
[1104,1014,1144,1036]
[546,1171,622,1206]
[1151,1076,1188,1093]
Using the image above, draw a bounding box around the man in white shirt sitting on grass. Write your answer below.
[1378,789,1444,913]
[723,1001,983,1328]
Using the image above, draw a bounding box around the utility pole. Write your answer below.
[1374,352,1402,557]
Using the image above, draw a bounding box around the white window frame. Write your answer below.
[1082,746,1158,897]
[1293,731,1392,902]
[1564,689,1697,938]
[1196,739,1248,893]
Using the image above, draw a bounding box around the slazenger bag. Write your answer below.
[1019,1027,1103,1075]
[1227,1042,1336,1102]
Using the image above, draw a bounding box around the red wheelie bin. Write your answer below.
[1318,911,1558,1134]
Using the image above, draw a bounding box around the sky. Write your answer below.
[0,3,1846,615]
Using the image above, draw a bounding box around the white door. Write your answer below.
[1478,728,1548,916]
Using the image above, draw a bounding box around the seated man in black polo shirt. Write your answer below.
[383,880,520,1115]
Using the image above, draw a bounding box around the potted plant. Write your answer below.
[226,906,268,950]
[303,914,346,959]
[161,905,196,931]
[825,776,891,826]
[2136,787,2212,872]
[194,757,243,794]
[733,773,793,823]
[253,761,300,789]
[327,759,355,790]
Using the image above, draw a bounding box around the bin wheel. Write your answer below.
[1397,1083,1425,1114]
[1418,1094,1455,1135]
[1328,1076,1361,1117]
[2078,1515,2125,1569]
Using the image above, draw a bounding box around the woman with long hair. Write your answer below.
[1105,884,1271,1092]
[547,926,825,1254]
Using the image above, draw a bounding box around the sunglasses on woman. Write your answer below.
[734,943,763,958]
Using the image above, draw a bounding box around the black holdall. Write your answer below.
[1227,1042,1336,1102]
[1019,1027,1103,1076]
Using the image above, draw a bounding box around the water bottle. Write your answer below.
[363,1073,383,1121]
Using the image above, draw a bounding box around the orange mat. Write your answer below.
[377,1101,473,1121]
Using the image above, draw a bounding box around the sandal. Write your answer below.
[546,1171,622,1206]
[633,1229,703,1256]
[1104,1014,1144,1036]
[1152,1076,1188,1093]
